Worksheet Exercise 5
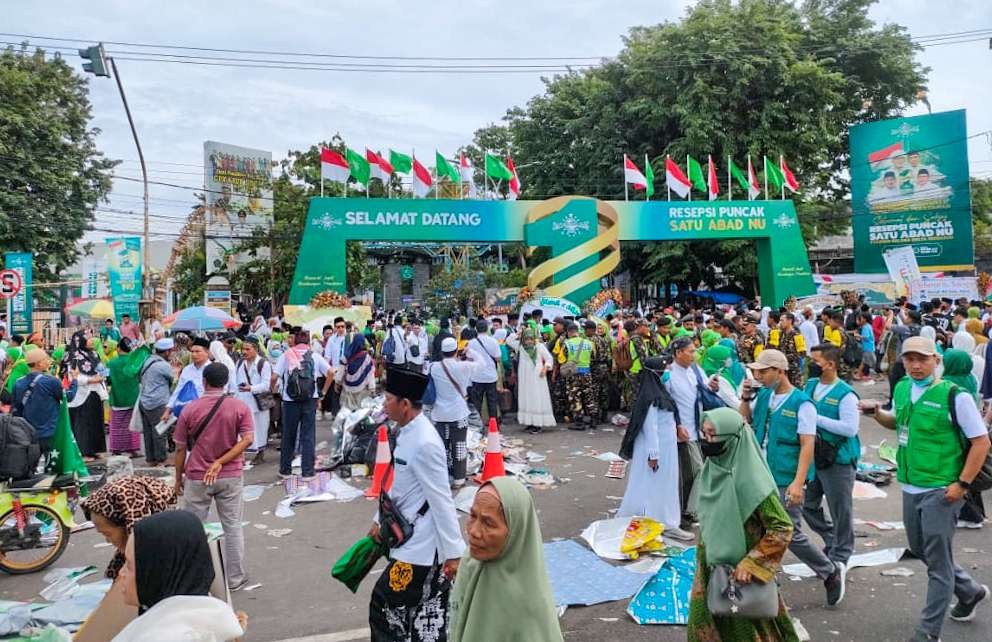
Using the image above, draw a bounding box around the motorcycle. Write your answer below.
[0,474,80,574]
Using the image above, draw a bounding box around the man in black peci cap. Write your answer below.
[367,367,464,641]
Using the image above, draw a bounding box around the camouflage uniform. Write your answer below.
[778,329,806,387]
[737,333,762,366]
[549,333,570,421]
[564,335,598,424]
[589,334,613,421]
[627,333,664,411]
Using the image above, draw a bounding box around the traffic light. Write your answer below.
[79,44,110,78]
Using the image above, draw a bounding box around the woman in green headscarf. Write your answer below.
[940,349,987,528]
[508,328,555,433]
[3,346,29,393]
[688,407,799,642]
[449,477,562,642]
[697,329,720,364]
[701,344,743,408]
[718,338,747,386]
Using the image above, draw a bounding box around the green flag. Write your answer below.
[346,148,371,186]
[121,344,151,379]
[687,155,706,192]
[485,153,513,180]
[389,149,412,174]
[435,152,461,183]
[728,159,750,192]
[764,156,784,191]
[49,398,90,480]
[645,156,655,199]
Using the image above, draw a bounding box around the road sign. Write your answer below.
[0,269,22,299]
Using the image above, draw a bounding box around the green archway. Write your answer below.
[289,196,815,307]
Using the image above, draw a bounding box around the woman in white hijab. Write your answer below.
[209,340,238,394]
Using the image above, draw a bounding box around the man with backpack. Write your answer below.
[427,337,479,488]
[272,331,333,480]
[12,349,75,455]
[467,319,503,428]
[864,336,990,642]
[383,316,409,370]
[174,362,254,592]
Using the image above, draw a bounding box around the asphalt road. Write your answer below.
[1,379,989,642]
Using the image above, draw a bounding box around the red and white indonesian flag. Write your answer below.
[507,157,522,200]
[460,153,477,198]
[665,157,691,198]
[781,157,800,193]
[868,142,905,165]
[412,156,433,197]
[366,149,392,182]
[320,148,349,183]
[707,155,719,201]
[746,157,761,200]
[624,154,647,190]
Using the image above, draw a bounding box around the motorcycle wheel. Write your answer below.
[0,505,71,575]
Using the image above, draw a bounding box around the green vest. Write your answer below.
[565,337,593,370]
[804,378,861,466]
[893,379,965,488]
[752,387,814,487]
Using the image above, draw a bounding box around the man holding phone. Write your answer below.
[863,336,989,642]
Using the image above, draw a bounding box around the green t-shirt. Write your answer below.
[107,355,141,408]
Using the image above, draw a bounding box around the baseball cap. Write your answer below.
[749,349,789,370]
[25,349,50,366]
[441,337,457,353]
[901,336,937,357]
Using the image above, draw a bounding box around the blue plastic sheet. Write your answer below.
[172,380,199,418]
[543,540,650,608]
[627,547,697,625]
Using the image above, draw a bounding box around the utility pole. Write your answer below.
[79,44,151,310]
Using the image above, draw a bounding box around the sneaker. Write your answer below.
[451,479,466,490]
[278,472,292,480]
[301,475,316,482]
[665,526,695,541]
[229,577,251,592]
[956,520,984,529]
[825,562,846,607]
[950,584,989,622]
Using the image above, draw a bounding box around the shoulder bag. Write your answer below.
[186,394,231,451]
[244,360,276,410]
[440,360,466,399]
[559,341,587,378]
[706,564,780,619]
[377,459,430,549]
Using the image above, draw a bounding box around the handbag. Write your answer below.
[693,364,728,411]
[128,400,143,433]
[706,564,780,619]
[332,535,385,593]
[421,366,437,405]
[814,433,840,470]
[377,460,429,549]
[559,340,587,378]
[245,361,276,410]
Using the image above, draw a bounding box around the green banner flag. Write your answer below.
[485,153,513,180]
[729,159,750,192]
[105,238,142,323]
[764,156,785,191]
[346,148,370,186]
[645,156,655,199]
[687,155,706,192]
[435,152,460,183]
[389,149,412,174]
[49,398,90,480]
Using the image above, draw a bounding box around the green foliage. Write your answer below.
[227,138,382,308]
[489,0,926,294]
[972,177,992,255]
[421,265,486,317]
[172,243,207,308]
[0,46,117,281]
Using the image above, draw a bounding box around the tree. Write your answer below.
[0,46,117,281]
[227,139,381,310]
[494,0,926,293]
[971,177,992,256]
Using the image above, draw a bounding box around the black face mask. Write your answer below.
[700,433,738,459]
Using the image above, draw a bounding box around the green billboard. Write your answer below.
[850,109,973,273]
[289,196,815,308]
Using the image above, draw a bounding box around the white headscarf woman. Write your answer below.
[209,340,238,394]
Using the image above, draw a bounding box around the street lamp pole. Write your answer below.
[107,57,150,299]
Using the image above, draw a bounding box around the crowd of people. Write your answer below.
[0,292,990,641]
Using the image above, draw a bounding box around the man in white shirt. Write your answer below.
[237,336,274,464]
[802,343,860,572]
[799,306,821,357]
[403,318,429,372]
[665,337,705,526]
[741,349,844,607]
[427,337,481,488]
[162,336,211,423]
[865,336,990,641]
[385,317,409,369]
[467,319,502,428]
[322,317,348,419]
[368,367,465,640]
[272,331,333,480]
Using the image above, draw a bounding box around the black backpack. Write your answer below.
[842,332,863,366]
[286,351,316,402]
[0,414,42,480]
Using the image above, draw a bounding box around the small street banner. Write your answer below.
[850,109,973,273]
[105,237,143,323]
[3,252,32,334]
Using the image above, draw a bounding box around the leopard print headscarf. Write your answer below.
[81,476,176,578]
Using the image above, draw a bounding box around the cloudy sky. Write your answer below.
[6,0,992,243]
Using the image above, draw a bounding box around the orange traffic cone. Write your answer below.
[365,425,393,498]
[479,418,506,482]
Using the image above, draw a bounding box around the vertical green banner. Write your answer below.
[850,109,973,273]
[4,252,33,335]
[105,237,143,322]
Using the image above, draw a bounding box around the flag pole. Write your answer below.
[686,155,692,202]
[624,155,629,202]
[763,156,768,200]
[666,154,671,201]
[779,154,785,200]
[727,155,731,201]
[644,153,650,201]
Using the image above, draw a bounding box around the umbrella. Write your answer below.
[162,306,242,332]
[67,298,116,319]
